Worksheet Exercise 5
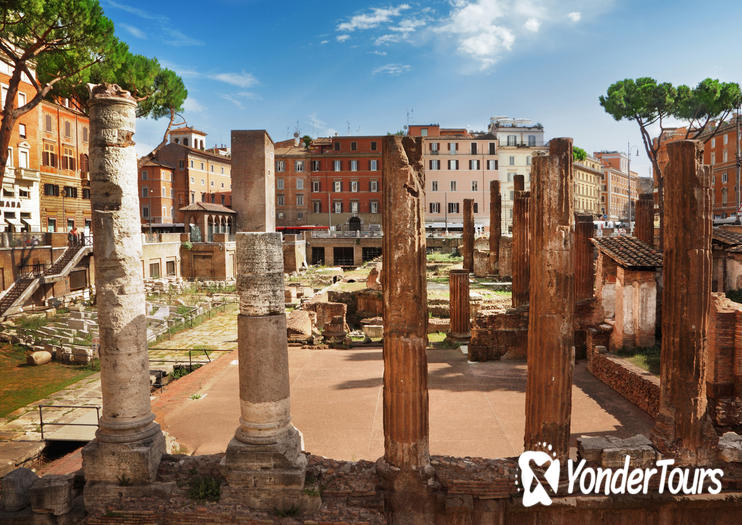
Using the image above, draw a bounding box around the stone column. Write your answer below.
[574,214,594,302]
[231,130,275,232]
[652,140,717,465]
[379,136,434,523]
[489,180,501,275]
[512,174,530,307]
[462,198,474,272]
[82,84,164,485]
[448,269,471,342]
[635,193,654,247]
[524,138,575,460]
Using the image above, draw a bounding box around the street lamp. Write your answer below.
[626,142,639,233]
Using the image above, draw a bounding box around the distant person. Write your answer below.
[69,226,79,246]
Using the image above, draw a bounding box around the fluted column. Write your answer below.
[512,175,530,307]
[574,214,594,301]
[489,180,501,275]
[524,138,575,460]
[448,269,471,341]
[635,193,654,247]
[652,140,717,465]
[462,198,474,272]
[380,135,433,524]
[82,84,164,485]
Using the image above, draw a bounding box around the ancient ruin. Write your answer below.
[511,175,530,307]
[489,180,501,275]
[447,269,471,342]
[462,198,474,273]
[635,193,655,247]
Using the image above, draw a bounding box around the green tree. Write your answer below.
[301,135,312,149]
[573,146,587,161]
[0,0,187,183]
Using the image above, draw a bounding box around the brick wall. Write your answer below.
[469,306,528,361]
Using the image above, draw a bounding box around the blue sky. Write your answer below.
[102,0,742,178]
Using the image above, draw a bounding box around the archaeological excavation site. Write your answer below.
[1,82,742,525]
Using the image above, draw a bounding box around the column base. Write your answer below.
[220,426,310,511]
[376,458,437,524]
[81,425,165,484]
[445,332,471,346]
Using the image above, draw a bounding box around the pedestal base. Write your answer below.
[81,427,165,484]
[376,458,437,525]
[220,426,310,511]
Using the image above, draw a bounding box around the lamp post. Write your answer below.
[627,142,639,233]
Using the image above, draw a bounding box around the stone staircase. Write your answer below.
[0,276,38,316]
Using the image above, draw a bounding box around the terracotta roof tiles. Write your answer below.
[591,235,662,269]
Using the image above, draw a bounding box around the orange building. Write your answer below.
[274,138,310,227]
[700,118,742,218]
[139,159,176,227]
[595,151,640,221]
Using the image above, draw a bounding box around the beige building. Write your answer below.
[408,125,499,231]
[488,117,546,232]
[574,154,603,217]
[595,151,640,222]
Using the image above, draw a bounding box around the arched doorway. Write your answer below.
[348,216,361,231]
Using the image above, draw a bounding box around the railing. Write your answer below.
[16,263,49,278]
[148,347,233,371]
[311,230,383,239]
[0,232,51,248]
[38,404,100,440]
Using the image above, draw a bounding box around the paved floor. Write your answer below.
[153,346,654,460]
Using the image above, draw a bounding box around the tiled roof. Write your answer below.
[179,202,236,214]
[712,228,742,246]
[591,235,662,268]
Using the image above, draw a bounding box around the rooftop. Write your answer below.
[712,227,742,247]
[179,202,236,214]
[591,235,663,269]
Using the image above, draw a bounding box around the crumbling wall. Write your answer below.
[468,306,528,361]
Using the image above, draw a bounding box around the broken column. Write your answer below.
[231,130,275,232]
[82,84,165,486]
[635,193,654,247]
[462,198,474,272]
[512,175,530,307]
[489,180,501,275]
[524,138,575,460]
[222,131,307,509]
[448,269,471,342]
[652,140,717,464]
[574,214,594,301]
[379,136,434,522]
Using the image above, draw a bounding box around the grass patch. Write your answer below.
[13,315,49,331]
[616,346,660,375]
[187,474,221,502]
[427,251,462,263]
[727,289,742,304]
[0,343,97,418]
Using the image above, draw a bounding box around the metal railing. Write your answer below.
[148,347,233,370]
[38,404,100,440]
[311,230,382,238]
[0,232,51,248]
[16,263,49,278]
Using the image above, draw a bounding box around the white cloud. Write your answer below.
[374,34,400,45]
[106,0,202,47]
[568,11,581,22]
[372,50,388,56]
[183,97,204,113]
[372,63,412,75]
[120,23,146,39]
[214,71,258,88]
[389,17,427,34]
[164,28,204,47]
[320,39,329,45]
[337,34,351,42]
[337,4,411,32]
[524,18,540,32]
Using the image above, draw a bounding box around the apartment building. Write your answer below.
[699,118,742,218]
[0,57,41,232]
[574,154,603,217]
[139,159,176,227]
[274,139,310,227]
[155,127,232,223]
[407,124,499,231]
[488,117,546,232]
[595,151,640,221]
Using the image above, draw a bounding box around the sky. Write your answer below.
[102,0,742,179]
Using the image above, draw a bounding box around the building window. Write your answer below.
[370,200,379,213]
[334,160,342,171]
[142,187,148,198]
[333,200,342,213]
[507,135,516,146]
[528,135,536,146]
[42,143,57,167]
[722,173,728,183]
[83,127,88,142]
[312,180,320,192]
[45,114,52,132]
[43,183,60,196]
[295,160,304,172]
[351,141,357,151]
[430,202,441,214]
[429,159,440,170]
[370,179,378,192]
[471,181,478,191]
[509,156,515,165]
[334,180,342,192]
[722,188,728,204]
[350,160,358,171]
[471,143,478,154]
[469,159,480,170]
[200,162,204,170]
[190,160,194,168]
[450,180,457,191]
[421,128,428,137]
[350,201,359,213]
[277,194,285,206]
[432,180,438,191]
[64,121,71,139]
[82,188,91,199]
[430,142,439,152]
[489,142,496,155]
[473,202,479,213]
[334,141,340,151]
[141,170,147,180]
[150,262,161,278]
[370,159,378,171]
[371,141,377,151]
[526,156,532,165]
[61,146,75,170]
[311,160,321,171]
[277,178,284,190]
[296,178,304,190]
[47,218,56,232]
[351,180,358,192]
[296,194,304,206]
[19,149,28,169]
[313,201,322,213]
[488,159,497,170]
[166,260,176,276]
[448,142,457,154]
[448,159,459,170]
[18,91,26,106]
[18,123,26,138]
[448,202,459,214]
[142,206,149,218]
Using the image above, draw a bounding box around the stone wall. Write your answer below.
[469,306,528,361]
[180,241,236,281]
[707,293,742,430]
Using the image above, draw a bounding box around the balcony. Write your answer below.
[17,167,40,182]
[311,230,382,239]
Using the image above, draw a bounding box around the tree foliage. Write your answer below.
[0,0,187,180]
[573,146,587,161]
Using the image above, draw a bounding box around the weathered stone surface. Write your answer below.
[367,264,382,290]
[489,180,501,275]
[469,306,528,361]
[512,174,530,307]
[706,293,742,428]
[463,199,474,273]
[524,138,575,459]
[635,193,654,247]
[577,435,657,468]
[1,468,38,511]
[26,351,51,366]
[652,140,717,465]
[231,130,275,233]
[587,349,660,418]
[427,317,450,334]
[574,214,594,301]
[448,270,471,341]
[286,309,312,341]
[381,135,434,522]
[236,232,284,316]
[29,473,76,516]
[719,432,742,463]
[82,84,164,485]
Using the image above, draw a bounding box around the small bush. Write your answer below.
[188,475,221,501]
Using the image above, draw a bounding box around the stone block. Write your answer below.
[578,434,656,468]
[577,436,613,464]
[29,474,75,516]
[1,467,38,511]
[286,310,312,342]
[26,351,52,366]
[81,431,165,484]
[719,432,742,463]
[362,325,383,339]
